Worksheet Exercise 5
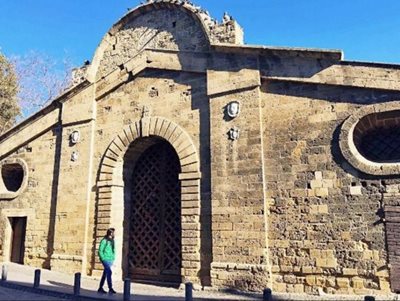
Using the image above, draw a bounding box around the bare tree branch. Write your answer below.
[11,51,74,119]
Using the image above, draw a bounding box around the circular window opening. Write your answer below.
[354,110,400,163]
[2,163,24,192]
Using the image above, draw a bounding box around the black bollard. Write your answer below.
[185,282,193,301]
[74,273,81,296]
[33,269,41,288]
[263,288,272,301]
[1,265,7,281]
[364,296,375,301]
[124,278,131,301]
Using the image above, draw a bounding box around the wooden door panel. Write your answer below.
[128,142,181,283]
[10,217,27,264]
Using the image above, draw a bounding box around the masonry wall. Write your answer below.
[38,84,96,274]
[2,1,400,294]
[205,51,271,290]
[90,69,212,282]
[49,121,94,272]
[262,78,400,295]
[0,127,58,268]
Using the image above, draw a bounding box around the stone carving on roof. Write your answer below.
[71,61,90,87]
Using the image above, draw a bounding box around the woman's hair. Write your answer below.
[104,228,115,251]
[106,228,115,237]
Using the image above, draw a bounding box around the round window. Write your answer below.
[354,110,400,163]
[2,163,24,192]
[0,158,28,199]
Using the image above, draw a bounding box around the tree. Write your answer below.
[13,51,73,118]
[0,51,20,135]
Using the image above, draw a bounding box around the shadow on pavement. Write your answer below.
[0,280,263,301]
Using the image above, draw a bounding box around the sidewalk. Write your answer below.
[0,263,260,300]
[0,263,398,301]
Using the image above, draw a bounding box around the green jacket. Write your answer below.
[98,238,115,262]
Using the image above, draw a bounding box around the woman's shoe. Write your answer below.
[109,288,117,294]
[98,288,107,294]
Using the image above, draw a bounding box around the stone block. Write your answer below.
[315,171,323,180]
[280,265,293,273]
[322,179,334,188]
[379,278,391,291]
[307,189,315,197]
[342,268,358,276]
[310,249,320,258]
[353,289,371,295]
[316,256,337,268]
[337,287,354,294]
[385,184,399,194]
[273,282,287,292]
[301,266,314,274]
[316,277,325,286]
[305,275,316,286]
[375,269,389,277]
[215,223,233,231]
[349,186,362,195]
[323,171,337,179]
[310,179,323,189]
[217,271,230,280]
[271,265,280,273]
[341,231,351,240]
[315,187,329,197]
[337,277,350,288]
[351,277,365,289]
[310,204,328,214]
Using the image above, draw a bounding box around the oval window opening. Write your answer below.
[2,164,24,192]
[354,110,400,163]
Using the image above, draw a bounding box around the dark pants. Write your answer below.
[99,261,113,289]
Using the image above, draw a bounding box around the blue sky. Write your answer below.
[0,0,400,66]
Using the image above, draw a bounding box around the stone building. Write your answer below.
[1,0,400,296]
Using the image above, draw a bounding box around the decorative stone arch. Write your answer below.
[339,101,400,175]
[95,115,201,283]
[87,0,213,82]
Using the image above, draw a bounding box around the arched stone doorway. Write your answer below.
[125,138,182,283]
[94,116,202,284]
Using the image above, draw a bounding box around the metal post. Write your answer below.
[185,282,193,301]
[1,265,7,281]
[33,269,41,288]
[263,288,272,301]
[74,273,81,296]
[364,296,375,301]
[123,278,131,301]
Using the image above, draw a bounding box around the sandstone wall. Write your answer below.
[91,69,211,282]
[0,127,58,268]
[2,0,400,294]
[262,78,400,295]
[205,51,271,290]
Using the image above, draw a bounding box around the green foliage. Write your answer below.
[0,52,20,134]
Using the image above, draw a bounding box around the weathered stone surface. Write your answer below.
[0,0,400,297]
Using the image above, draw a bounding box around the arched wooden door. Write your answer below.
[128,140,182,283]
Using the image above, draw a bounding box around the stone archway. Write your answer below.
[95,115,201,284]
[127,138,182,283]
